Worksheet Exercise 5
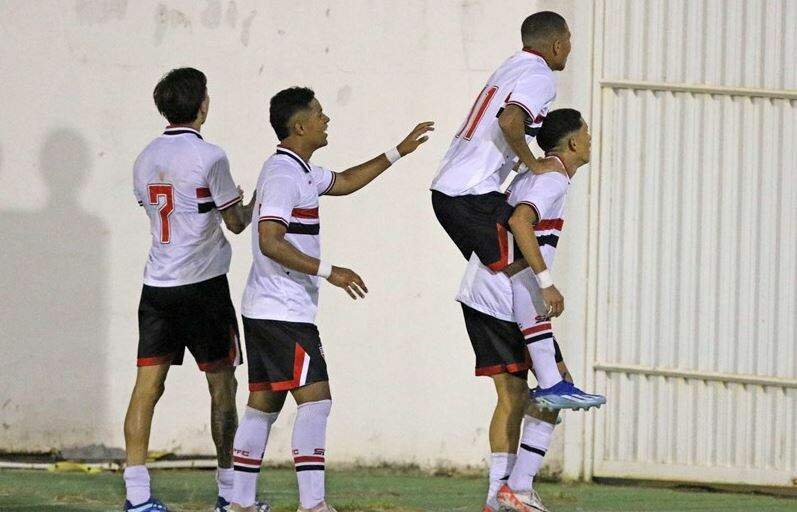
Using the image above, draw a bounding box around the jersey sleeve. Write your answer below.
[206,153,242,211]
[258,171,302,227]
[310,165,337,196]
[507,72,556,120]
[514,174,567,223]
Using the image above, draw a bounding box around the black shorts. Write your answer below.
[431,190,515,270]
[242,317,329,392]
[137,274,242,371]
[461,304,563,378]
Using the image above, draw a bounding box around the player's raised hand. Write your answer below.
[397,121,435,156]
[327,266,368,300]
[541,285,565,318]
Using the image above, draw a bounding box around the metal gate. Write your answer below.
[585,0,797,486]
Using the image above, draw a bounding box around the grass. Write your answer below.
[0,468,795,511]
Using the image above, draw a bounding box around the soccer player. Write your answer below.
[229,87,433,512]
[124,68,256,512]
[501,110,605,411]
[431,10,571,269]
[456,109,600,512]
[430,11,577,402]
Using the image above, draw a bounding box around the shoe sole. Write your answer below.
[534,396,607,411]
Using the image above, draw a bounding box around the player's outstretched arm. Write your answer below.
[259,220,368,300]
[325,121,435,196]
[498,105,560,175]
[507,203,564,317]
[220,187,256,234]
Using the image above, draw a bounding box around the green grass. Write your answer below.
[0,468,794,511]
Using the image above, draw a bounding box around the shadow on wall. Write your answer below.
[0,129,110,451]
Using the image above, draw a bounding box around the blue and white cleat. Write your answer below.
[123,497,169,512]
[215,496,231,512]
[531,380,606,411]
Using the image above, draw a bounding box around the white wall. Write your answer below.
[0,0,593,469]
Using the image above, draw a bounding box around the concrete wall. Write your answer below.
[0,0,593,470]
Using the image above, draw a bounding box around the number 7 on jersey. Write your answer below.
[148,183,174,244]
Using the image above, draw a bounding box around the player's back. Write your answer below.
[431,50,556,196]
[133,127,241,287]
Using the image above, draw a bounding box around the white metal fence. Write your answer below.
[587,0,797,486]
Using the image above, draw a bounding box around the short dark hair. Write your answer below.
[521,11,568,47]
[536,108,583,152]
[153,68,207,124]
[269,87,315,140]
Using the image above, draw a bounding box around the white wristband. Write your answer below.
[535,269,554,289]
[316,261,332,279]
[385,147,401,164]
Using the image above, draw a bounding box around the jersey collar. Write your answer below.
[163,126,203,139]
[521,48,550,67]
[275,145,311,174]
[546,154,572,183]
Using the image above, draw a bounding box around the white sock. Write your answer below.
[232,407,279,507]
[487,452,516,503]
[507,415,555,492]
[217,467,234,501]
[123,465,150,505]
[292,399,332,509]
[510,271,562,389]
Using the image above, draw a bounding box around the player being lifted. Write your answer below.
[229,87,433,512]
[458,109,603,512]
[125,68,256,512]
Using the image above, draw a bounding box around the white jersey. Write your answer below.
[431,49,556,196]
[457,163,570,319]
[505,162,570,270]
[133,127,242,287]
[457,253,515,321]
[241,147,336,324]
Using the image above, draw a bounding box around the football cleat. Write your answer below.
[496,484,549,512]
[297,501,337,512]
[531,381,606,411]
[215,496,230,512]
[123,497,169,512]
[225,500,271,512]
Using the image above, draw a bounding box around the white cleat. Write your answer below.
[297,502,337,512]
[228,502,271,512]
[496,484,550,512]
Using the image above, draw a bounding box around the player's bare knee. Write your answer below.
[133,379,165,403]
[292,380,331,404]
[208,372,237,403]
[493,374,528,413]
[247,390,287,414]
[526,401,559,424]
